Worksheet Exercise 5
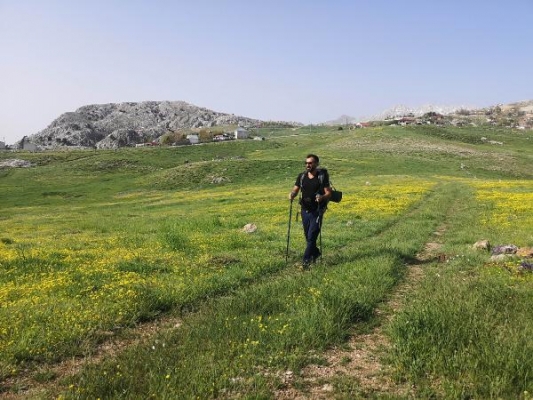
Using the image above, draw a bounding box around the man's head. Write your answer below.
[305,154,319,172]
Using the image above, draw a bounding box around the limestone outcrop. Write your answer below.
[27,101,263,149]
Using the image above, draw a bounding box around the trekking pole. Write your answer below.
[318,207,323,264]
[285,199,294,264]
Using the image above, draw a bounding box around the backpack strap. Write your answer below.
[300,168,327,192]
[317,169,324,188]
[317,168,328,193]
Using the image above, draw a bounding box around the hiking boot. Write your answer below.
[301,260,311,271]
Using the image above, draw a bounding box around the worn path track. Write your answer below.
[276,228,445,399]
[1,316,182,399]
[2,184,460,399]
[274,185,460,399]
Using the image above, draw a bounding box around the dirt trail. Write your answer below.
[2,224,448,399]
[275,227,446,399]
[1,316,182,399]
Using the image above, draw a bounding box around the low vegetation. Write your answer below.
[1,125,532,398]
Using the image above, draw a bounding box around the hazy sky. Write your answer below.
[1,1,532,144]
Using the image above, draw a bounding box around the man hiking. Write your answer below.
[288,154,333,269]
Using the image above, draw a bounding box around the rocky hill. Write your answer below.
[20,99,533,150]
[324,105,466,125]
[26,101,266,149]
[326,100,533,129]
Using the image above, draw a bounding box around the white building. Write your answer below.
[22,141,39,151]
[18,136,40,151]
[234,127,249,139]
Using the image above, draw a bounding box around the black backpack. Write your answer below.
[299,168,342,204]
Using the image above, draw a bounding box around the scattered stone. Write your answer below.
[491,244,518,255]
[242,223,257,233]
[0,159,32,168]
[517,247,533,258]
[473,239,490,251]
[281,370,294,383]
[346,220,353,226]
[490,254,515,262]
[519,261,533,271]
[322,384,334,392]
[210,176,227,184]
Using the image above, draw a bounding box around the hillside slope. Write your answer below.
[325,99,533,129]
[26,101,266,149]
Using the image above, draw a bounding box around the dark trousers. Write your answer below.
[301,208,323,263]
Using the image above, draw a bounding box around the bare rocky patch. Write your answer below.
[0,159,32,168]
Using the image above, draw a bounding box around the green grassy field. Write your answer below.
[1,125,533,398]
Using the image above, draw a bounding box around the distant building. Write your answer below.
[24,142,39,151]
[234,127,249,139]
[20,137,39,151]
[187,134,199,144]
[395,117,416,126]
[0,141,5,150]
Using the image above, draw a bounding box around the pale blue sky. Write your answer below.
[1,1,532,144]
